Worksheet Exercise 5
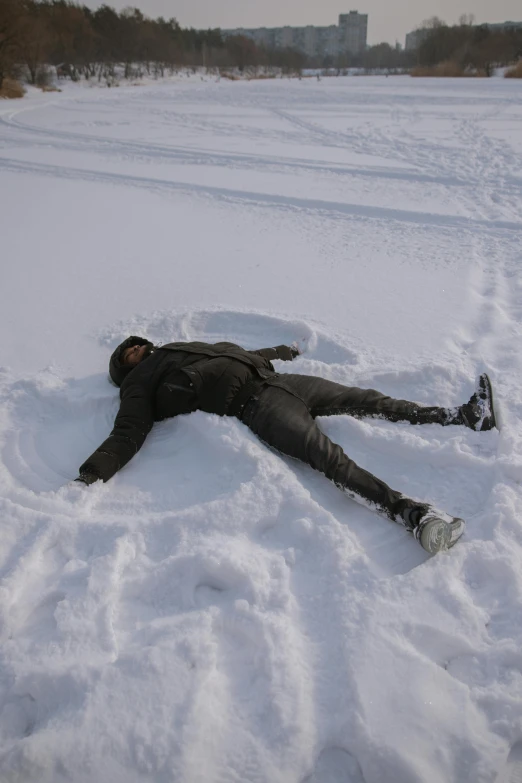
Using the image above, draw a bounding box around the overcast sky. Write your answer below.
[85,0,522,46]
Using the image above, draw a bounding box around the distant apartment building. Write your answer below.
[485,20,522,31]
[222,11,368,58]
[405,20,522,50]
[404,28,431,51]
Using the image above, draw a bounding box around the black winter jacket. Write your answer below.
[79,341,296,482]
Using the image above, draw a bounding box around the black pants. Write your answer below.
[241,375,461,527]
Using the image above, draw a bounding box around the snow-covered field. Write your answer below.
[1,74,522,783]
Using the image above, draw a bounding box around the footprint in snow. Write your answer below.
[496,741,522,783]
[303,746,365,783]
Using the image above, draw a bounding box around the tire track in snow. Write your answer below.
[0,106,466,188]
[2,157,521,235]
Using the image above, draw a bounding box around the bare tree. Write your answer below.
[421,16,446,30]
[17,4,51,85]
[458,14,475,27]
[0,0,24,90]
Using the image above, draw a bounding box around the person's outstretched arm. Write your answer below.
[250,344,300,362]
[75,377,154,485]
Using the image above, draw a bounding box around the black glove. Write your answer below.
[75,472,100,486]
[275,344,301,361]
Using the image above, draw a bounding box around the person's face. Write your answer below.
[122,343,149,367]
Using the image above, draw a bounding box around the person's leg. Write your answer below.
[241,385,419,525]
[275,374,462,426]
[241,383,466,554]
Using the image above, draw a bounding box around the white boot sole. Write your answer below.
[418,516,465,554]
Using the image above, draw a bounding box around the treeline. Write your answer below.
[354,19,522,75]
[414,17,522,76]
[0,0,441,91]
[2,1,522,92]
[0,0,313,90]
[0,0,412,88]
[0,0,215,88]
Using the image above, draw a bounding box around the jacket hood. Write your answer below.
[109,336,154,387]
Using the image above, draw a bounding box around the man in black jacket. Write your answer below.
[76,336,496,555]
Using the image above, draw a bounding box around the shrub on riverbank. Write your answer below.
[0,78,25,98]
[505,61,522,78]
[411,61,486,77]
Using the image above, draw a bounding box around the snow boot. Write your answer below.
[403,505,465,554]
[460,373,496,432]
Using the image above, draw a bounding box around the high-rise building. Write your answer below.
[222,12,368,58]
[404,29,431,51]
[339,12,368,54]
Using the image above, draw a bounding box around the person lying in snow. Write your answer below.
[75,337,496,555]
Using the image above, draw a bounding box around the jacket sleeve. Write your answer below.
[79,379,155,482]
[250,345,298,362]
